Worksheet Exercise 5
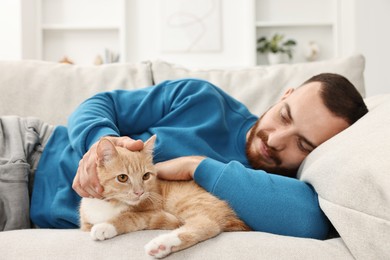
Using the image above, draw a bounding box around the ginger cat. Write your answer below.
[79,136,250,258]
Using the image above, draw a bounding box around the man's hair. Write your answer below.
[303,73,368,125]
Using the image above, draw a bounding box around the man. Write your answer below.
[0,74,367,238]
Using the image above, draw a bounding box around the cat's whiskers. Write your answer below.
[103,190,136,204]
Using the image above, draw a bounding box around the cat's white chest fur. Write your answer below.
[81,198,128,224]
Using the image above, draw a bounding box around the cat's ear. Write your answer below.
[96,138,118,167]
[143,135,156,155]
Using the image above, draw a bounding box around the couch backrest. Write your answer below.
[0,60,153,125]
[152,55,366,116]
[0,55,365,125]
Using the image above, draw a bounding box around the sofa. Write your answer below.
[0,55,389,259]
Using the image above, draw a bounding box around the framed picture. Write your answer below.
[160,0,222,53]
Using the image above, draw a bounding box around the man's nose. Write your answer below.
[267,129,290,151]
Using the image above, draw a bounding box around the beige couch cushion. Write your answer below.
[0,229,353,259]
[299,94,390,259]
[152,55,366,116]
[0,60,153,125]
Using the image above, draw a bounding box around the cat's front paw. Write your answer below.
[144,232,182,258]
[90,223,118,241]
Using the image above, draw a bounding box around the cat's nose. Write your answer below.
[134,190,144,197]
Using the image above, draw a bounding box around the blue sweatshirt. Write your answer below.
[30,78,329,239]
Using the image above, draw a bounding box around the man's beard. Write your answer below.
[246,116,297,178]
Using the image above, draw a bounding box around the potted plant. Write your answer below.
[256,34,297,64]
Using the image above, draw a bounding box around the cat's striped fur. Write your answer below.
[79,136,249,258]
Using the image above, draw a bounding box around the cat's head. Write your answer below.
[95,135,159,206]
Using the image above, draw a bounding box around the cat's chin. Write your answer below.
[122,197,145,206]
[104,197,143,206]
[124,200,141,206]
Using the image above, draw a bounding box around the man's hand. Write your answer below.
[72,136,144,198]
[156,156,205,181]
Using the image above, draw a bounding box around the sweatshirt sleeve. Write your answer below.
[67,86,160,156]
[193,158,330,239]
[67,79,230,157]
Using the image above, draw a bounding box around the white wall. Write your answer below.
[0,0,22,60]
[0,0,389,96]
[354,0,390,97]
[0,0,38,60]
[125,0,390,96]
[126,0,255,67]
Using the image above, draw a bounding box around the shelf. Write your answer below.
[252,0,341,65]
[37,0,128,65]
[255,21,334,27]
[42,29,120,64]
[255,26,334,65]
[42,24,121,31]
[255,0,335,24]
[41,0,123,26]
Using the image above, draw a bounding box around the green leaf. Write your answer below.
[256,33,297,59]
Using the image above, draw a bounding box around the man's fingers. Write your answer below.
[84,186,103,199]
[108,136,144,151]
[73,152,104,198]
[81,156,104,198]
[72,169,91,198]
[125,139,144,151]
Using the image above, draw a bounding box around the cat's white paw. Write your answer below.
[90,223,118,241]
[144,232,182,258]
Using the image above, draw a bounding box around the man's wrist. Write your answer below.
[188,156,206,178]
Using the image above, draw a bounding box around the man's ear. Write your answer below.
[280,88,295,101]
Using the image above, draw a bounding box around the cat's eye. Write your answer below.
[142,172,151,181]
[116,174,129,183]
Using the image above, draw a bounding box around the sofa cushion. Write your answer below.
[0,61,153,125]
[152,55,366,116]
[0,229,353,259]
[298,94,390,259]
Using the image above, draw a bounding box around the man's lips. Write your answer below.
[259,139,274,164]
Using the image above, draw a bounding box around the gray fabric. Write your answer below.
[0,116,53,231]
